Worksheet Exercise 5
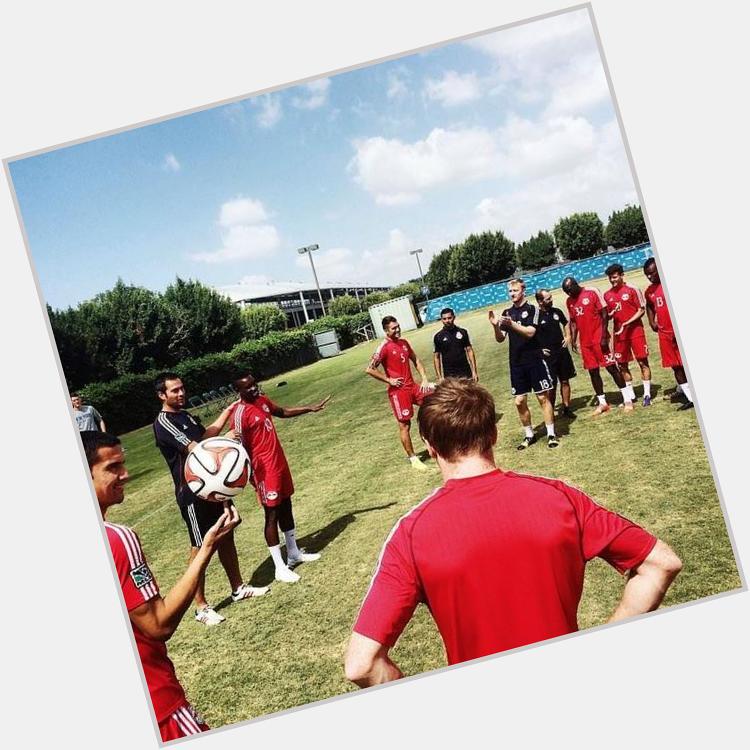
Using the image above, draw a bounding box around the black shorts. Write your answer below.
[179,497,230,547]
[443,366,473,380]
[545,348,577,382]
[510,359,554,396]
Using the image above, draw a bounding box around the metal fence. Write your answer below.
[425,243,652,320]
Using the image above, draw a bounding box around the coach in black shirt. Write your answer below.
[489,278,559,450]
[433,308,478,381]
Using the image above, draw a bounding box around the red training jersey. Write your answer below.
[644,282,674,335]
[105,522,187,722]
[604,283,646,330]
[353,469,656,665]
[566,287,606,344]
[231,396,291,486]
[369,337,416,390]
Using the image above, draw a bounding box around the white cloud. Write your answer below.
[349,115,599,205]
[348,127,501,205]
[292,78,331,110]
[473,119,637,242]
[387,71,409,100]
[192,197,280,264]
[162,153,181,172]
[254,94,282,128]
[423,70,481,106]
[218,197,269,227]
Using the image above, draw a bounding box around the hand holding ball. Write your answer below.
[185,437,251,502]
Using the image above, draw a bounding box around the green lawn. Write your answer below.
[107,270,740,727]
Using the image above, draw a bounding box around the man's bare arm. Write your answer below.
[466,345,478,381]
[202,401,240,440]
[344,632,404,688]
[608,540,682,623]
[278,395,331,418]
[433,352,443,381]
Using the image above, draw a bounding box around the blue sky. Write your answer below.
[10,8,637,310]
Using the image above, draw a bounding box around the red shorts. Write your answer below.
[159,703,209,742]
[388,383,428,423]
[658,331,682,368]
[579,339,616,371]
[613,325,649,363]
[253,467,294,508]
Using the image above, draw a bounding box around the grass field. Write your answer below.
[107,270,740,727]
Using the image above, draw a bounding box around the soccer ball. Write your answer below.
[184,437,251,502]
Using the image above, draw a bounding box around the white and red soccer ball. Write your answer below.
[184,437,251,502]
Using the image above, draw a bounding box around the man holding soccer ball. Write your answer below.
[230,373,330,583]
[153,373,268,627]
[85,430,239,741]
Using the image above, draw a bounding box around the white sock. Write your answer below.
[545,423,556,437]
[681,382,693,402]
[642,380,652,397]
[524,425,534,439]
[597,394,607,406]
[626,384,636,401]
[284,528,300,558]
[268,544,286,571]
[676,383,683,394]
[620,387,632,404]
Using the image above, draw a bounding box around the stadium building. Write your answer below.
[217,279,390,328]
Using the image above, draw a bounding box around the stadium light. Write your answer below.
[409,248,429,302]
[297,243,326,316]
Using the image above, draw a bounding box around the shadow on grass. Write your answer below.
[217,502,399,599]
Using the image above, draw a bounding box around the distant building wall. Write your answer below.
[425,243,651,320]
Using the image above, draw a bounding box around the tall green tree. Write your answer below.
[328,294,361,316]
[240,304,287,340]
[426,246,456,297]
[388,282,422,301]
[448,231,516,290]
[604,204,649,248]
[162,277,243,360]
[516,231,557,270]
[553,212,604,260]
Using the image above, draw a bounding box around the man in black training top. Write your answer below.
[489,278,559,449]
[534,288,576,418]
[153,372,268,627]
[433,307,479,382]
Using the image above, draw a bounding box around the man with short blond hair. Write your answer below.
[345,379,682,686]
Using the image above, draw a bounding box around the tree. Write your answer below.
[47,304,92,389]
[448,231,516,290]
[426,246,456,298]
[516,231,557,270]
[388,282,422,301]
[604,205,649,249]
[361,291,390,308]
[240,304,287,340]
[162,277,244,361]
[553,212,604,260]
[328,294,361,316]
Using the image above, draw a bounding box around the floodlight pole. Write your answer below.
[409,248,429,301]
[297,243,326,317]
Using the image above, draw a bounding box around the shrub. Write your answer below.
[328,294,361,316]
[241,304,287,340]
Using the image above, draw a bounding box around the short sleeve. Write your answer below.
[433,333,441,354]
[91,407,103,422]
[353,522,422,648]
[593,288,606,311]
[154,412,191,452]
[635,286,647,307]
[106,525,160,611]
[461,328,472,347]
[556,308,568,326]
[369,342,385,368]
[565,485,657,574]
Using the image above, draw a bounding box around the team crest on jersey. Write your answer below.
[266,490,278,501]
[583,298,590,305]
[455,331,463,339]
[401,409,410,416]
[262,404,270,413]
[521,310,528,319]
[622,293,630,301]
[553,313,559,321]
[130,563,154,589]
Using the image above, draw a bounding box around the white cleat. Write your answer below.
[409,456,428,471]
[195,606,225,626]
[231,583,270,601]
[274,565,301,583]
[287,550,321,568]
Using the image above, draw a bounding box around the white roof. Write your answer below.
[217,279,386,302]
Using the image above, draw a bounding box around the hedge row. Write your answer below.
[303,312,372,348]
[80,329,318,435]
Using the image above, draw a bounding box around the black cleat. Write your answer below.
[559,406,575,419]
[678,401,695,411]
[517,436,537,451]
[547,435,560,448]
[670,392,689,404]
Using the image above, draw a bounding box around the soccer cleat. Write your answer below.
[547,435,560,449]
[678,401,695,411]
[287,549,321,568]
[517,436,537,450]
[643,395,652,407]
[591,403,611,417]
[274,566,301,583]
[670,392,689,404]
[195,606,225,626]
[409,456,428,471]
[559,406,574,418]
[231,583,269,602]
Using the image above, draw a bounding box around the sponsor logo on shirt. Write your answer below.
[130,563,154,589]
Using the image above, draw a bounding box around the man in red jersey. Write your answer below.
[84,430,240,742]
[562,276,632,415]
[604,263,653,407]
[365,315,434,471]
[643,257,694,410]
[344,380,681,685]
[230,373,330,583]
